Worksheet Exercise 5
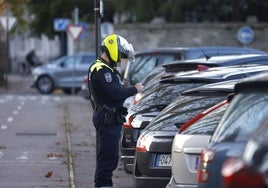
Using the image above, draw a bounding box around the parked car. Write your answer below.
[133,82,234,188]
[30,52,95,94]
[221,115,268,188]
[197,72,268,188]
[121,64,268,174]
[124,46,266,87]
[166,91,233,188]
[123,53,266,108]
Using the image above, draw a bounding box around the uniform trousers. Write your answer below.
[93,110,122,187]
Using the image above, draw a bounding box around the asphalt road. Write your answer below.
[0,74,134,188]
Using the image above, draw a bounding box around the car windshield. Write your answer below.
[182,103,229,135]
[129,54,176,85]
[132,83,205,113]
[212,92,268,142]
[145,95,225,132]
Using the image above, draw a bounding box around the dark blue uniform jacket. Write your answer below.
[89,58,137,108]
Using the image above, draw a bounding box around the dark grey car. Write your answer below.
[221,115,268,188]
[30,53,95,94]
[197,72,268,188]
[124,46,266,87]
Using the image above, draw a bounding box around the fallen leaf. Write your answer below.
[45,171,53,178]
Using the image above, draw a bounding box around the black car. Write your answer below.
[121,64,268,174]
[133,79,237,188]
[124,46,266,87]
[197,72,268,188]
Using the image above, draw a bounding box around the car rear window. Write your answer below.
[181,103,229,135]
[132,83,205,113]
[212,92,268,143]
[145,95,225,132]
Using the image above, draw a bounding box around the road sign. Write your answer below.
[0,16,16,31]
[53,18,70,32]
[237,26,255,45]
[101,22,114,39]
[67,25,84,41]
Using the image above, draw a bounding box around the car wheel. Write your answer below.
[36,76,54,94]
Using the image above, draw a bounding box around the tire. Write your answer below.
[36,76,54,94]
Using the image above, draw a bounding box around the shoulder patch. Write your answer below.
[104,72,112,82]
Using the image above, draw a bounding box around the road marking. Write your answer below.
[0,151,4,159]
[64,105,76,188]
[7,117,13,122]
[16,151,28,160]
[1,125,7,130]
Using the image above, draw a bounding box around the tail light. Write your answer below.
[123,115,134,128]
[222,158,265,188]
[197,149,216,183]
[136,135,147,152]
[197,64,209,71]
[82,75,88,84]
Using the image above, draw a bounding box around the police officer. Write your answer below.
[89,34,143,188]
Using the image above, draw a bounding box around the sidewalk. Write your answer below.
[0,74,38,94]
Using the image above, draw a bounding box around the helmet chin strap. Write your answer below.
[110,61,116,67]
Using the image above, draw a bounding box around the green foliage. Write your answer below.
[6,0,268,38]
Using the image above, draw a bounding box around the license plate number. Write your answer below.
[193,156,200,170]
[155,154,172,167]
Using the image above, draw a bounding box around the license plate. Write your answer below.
[193,156,200,170]
[155,154,172,167]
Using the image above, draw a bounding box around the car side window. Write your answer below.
[157,55,175,65]
[130,56,158,85]
[64,56,80,68]
[212,93,268,142]
[81,55,95,64]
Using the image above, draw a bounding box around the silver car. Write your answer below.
[30,52,95,94]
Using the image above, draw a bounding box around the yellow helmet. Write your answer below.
[101,34,135,63]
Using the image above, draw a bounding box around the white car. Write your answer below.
[167,100,229,188]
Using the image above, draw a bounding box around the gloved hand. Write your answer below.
[117,106,128,116]
[135,82,143,92]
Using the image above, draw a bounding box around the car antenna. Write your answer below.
[199,47,211,61]
[192,40,211,61]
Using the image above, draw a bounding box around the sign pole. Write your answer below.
[5,10,9,89]
[94,0,101,58]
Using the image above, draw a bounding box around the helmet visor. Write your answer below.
[118,35,135,62]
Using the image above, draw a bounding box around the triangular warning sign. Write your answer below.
[0,16,17,31]
[67,25,84,41]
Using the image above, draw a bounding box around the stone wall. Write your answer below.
[7,22,268,73]
[94,23,268,52]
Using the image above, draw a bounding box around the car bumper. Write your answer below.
[166,176,197,188]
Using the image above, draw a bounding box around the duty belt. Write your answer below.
[95,105,117,113]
